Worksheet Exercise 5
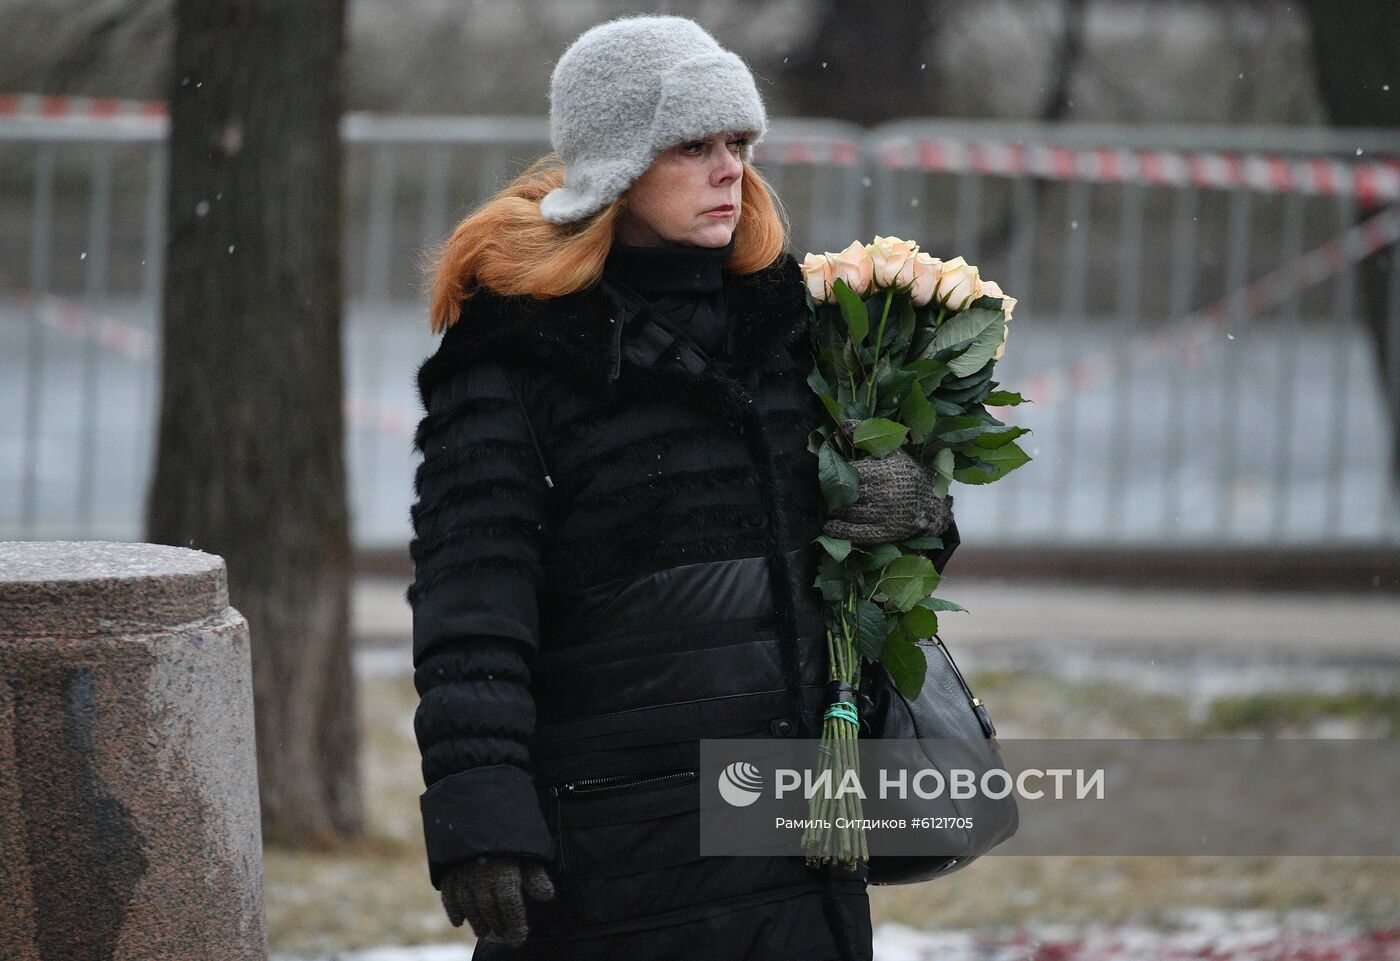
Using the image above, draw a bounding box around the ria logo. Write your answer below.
[717,760,764,807]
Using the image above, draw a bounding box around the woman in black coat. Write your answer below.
[407,14,958,961]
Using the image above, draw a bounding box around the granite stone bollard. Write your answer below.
[0,541,267,960]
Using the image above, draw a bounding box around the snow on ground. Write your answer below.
[272,910,1400,961]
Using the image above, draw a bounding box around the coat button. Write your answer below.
[770,718,795,737]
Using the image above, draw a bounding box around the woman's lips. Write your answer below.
[705,205,735,217]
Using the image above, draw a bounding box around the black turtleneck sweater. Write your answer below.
[601,233,736,360]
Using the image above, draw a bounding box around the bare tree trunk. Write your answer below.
[147,0,362,849]
[1298,0,1400,485]
[975,0,1089,261]
[784,0,936,124]
[1038,0,1088,123]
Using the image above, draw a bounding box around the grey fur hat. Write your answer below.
[540,14,769,225]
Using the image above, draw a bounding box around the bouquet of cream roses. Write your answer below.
[798,236,1030,868]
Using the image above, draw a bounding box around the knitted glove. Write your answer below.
[823,421,954,546]
[440,855,556,947]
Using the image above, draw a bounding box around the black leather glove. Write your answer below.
[824,421,954,546]
[440,855,555,947]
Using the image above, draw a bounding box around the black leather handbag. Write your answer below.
[856,632,1019,885]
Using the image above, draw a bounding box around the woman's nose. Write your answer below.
[713,147,743,183]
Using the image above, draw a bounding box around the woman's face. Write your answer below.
[615,131,750,248]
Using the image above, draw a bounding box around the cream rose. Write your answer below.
[909,252,943,307]
[801,252,837,304]
[980,279,1018,320]
[829,240,873,296]
[933,256,982,311]
[865,235,920,289]
[993,324,1010,362]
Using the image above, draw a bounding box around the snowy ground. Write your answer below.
[248,605,1400,958]
[269,910,1400,961]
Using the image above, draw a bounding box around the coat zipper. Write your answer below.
[549,768,698,798]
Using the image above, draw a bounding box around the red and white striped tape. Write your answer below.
[878,137,1400,203]
[6,91,1394,201]
[755,137,864,168]
[30,292,156,362]
[5,90,1397,424]
[17,205,1394,433]
[0,93,166,121]
[1007,204,1400,413]
[0,285,417,438]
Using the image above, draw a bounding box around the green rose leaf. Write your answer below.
[916,595,969,614]
[833,278,868,344]
[821,345,853,387]
[878,365,919,410]
[947,317,1006,377]
[818,443,860,507]
[904,357,951,392]
[940,365,996,391]
[861,543,903,571]
[938,377,996,406]
[894,293,917,350]
[903,604,939,638]
[974,425,1031,449]
[854,599,887,661]
[880,553,939,612]
[852,418,908,457]
[971,403,1007,428]
[816,534,853,562]
[930,307,1002,354]
[815,553,846,602]
[932,447,955,480]
[986,389,1030,407]
[952,440,1031,484]
[933,414,996,445]
[881,637,927,701]
[900,384,937,443]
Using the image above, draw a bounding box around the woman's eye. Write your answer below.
[682,138,747,155]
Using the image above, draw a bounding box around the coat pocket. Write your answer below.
[548,768,701,882]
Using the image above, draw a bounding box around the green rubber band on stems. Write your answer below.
[822,702,859,726]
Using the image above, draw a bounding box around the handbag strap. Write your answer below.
[934,633,1000,747]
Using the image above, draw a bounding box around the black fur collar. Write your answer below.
[415,251,807,410]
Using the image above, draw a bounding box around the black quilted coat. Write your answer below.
[407,246,960,960]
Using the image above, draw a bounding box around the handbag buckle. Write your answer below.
[970,697,1001,750]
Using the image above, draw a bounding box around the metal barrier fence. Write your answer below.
[1,98,1398,549]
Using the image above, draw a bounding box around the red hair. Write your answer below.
[422,152,791,335]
